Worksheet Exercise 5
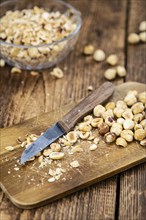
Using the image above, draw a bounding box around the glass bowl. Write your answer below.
[0,0,82,70]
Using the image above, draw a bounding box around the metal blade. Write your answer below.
[20,123,66,164]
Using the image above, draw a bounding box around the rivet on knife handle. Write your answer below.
[58,82,114,132]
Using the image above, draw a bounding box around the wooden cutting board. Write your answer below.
[0,82,146,209]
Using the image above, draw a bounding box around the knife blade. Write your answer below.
[20,82,114,164]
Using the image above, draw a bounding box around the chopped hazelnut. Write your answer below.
[91,118,103,128]
[104,132,116,143]
[49,152,65,160]
[66,131,78,143]
[138,92,146,104]
[105,116,115,126]
[93,105,105,117]
[131,102,144,114]
[123,119,135,130]
[122,109,133,120]
[98,123,109,135]
[140,138,146,147]
[120,130,134,142]
[89,144,98,151]
[50,143,61,152]
[116,137,128,147]
[79,123,92,132]
[134,129,146,141]
[110,123,122,136]
[105,102,116,110]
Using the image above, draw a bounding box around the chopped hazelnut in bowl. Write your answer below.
[0,0,82,70]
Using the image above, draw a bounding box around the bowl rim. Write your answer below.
[0,0,82,48]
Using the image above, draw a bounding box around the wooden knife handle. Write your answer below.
[58,82,114,132]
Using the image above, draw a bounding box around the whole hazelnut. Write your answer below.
[98,123,109,135]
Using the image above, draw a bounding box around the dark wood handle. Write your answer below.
[58,82,114,132]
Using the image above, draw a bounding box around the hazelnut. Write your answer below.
[11,67,22,74]
[110,123,122,136]
[106,54,118,66]
[0,59,5,67]
[123,119,135,130]
[139,21,146,32]
[134,129,146,141]
[134,124,143,131]
[116,100,127,109]
[89,144,98,151]
[139,32,146,43]
[93,49,106,62]
[124,93,137,106]
[102,109,114,119]
[91,118,103,128]
[79,131,90,139]
[83,44,95,55]
[140,119,146,129]
[128,33,140,44]
[114,107,124,118]
[104,132,116,143]
[120,130,134,142]
[84,115,93,124]
[122,109,133,120]
[116,137,128,147]
[49,152,65,160]
[138,92,146,104]
[140,138,146,147]
[79,123,92,132]
[105,102,116,110]
[98,123,109,135]
[133,113,144,123]
[116,66,126,77]
[50,143,61,152]
[105,116,115,126]
[104,68,117,80]
[117,118,125,125]
[93,105,105,117]
[131,102,144,114]
[66,131,78,143]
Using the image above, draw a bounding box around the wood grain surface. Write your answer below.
[0,0,146,219]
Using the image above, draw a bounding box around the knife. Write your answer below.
[20,82,114,164]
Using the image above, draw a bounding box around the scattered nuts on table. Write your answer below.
[139,21,146,32]
[93,49,106,62]
[106,54,118,66]
[128,33,140,44]
[50,67,64,78]
[11,67,22,74]
[83,45,95,55]
[104,68,117,80]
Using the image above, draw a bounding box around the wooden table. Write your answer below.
[0,0,146,219]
